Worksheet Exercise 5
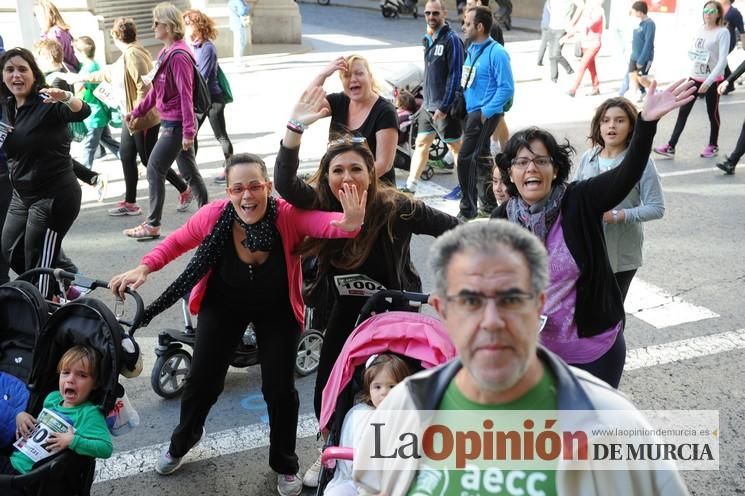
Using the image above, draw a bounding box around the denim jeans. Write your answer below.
[79,126,120,169]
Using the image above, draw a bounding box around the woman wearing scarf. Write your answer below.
[492,79,695,389]
[109,153,365,496]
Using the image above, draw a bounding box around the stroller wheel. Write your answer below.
[295,330,324,376]
[381,8,394,18]
[421,165,434,181]
[151,348,192,399]
[429,136,448,162]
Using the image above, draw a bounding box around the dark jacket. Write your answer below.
[493,117,658,338]
[273,144,459,292]
[422,23,464,114]
[727,57,745,85]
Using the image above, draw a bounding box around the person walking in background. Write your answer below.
[537,0,551,66]
[124,2,209,240]
[623,1,655,102]
[722,0,745,93]
[73,36,120,170]
[566,0,604,97]
[183,8,234,184]
[575,97,665,301]
[35,0,79,72]
[228,0,251,67]
[654,1,730,160]
[715,57,745,173]
[546,0,578,83]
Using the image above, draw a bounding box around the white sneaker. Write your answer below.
[277,473,303,496]
[302,452,323,487]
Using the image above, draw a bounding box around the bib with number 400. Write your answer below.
[333,274,386,297]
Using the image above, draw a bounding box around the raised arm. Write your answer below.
[275,87,331,209]
[307,56,347,90]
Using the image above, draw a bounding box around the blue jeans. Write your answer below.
[79,126,120,169]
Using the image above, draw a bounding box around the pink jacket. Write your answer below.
[141,198,360,325]
[131,40,197,140]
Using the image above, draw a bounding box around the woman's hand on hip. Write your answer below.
[291,86,330,127]
[331,183,367,232]
[109,264,150,299]
[640,79,696,122]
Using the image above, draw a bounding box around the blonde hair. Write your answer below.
[34,38,64,65]
[57,345,101,387]
[153,2,185,41]
[339,54,382,95]
[37,0,70,32]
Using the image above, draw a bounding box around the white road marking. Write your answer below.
[625,329,745,371]
[624,278,719,329]
[658,167,719,178]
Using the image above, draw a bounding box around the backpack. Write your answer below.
[159,48,212,117]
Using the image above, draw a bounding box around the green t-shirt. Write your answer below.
[11,390,113,474]
[79,60,110,129]
[406,369,559,496]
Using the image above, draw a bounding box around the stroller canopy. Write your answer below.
[319,311,455,431]
[0,280,48,380]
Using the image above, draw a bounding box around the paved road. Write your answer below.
[33,3,745,495]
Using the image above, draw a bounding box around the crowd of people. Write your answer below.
[0,0,741,495]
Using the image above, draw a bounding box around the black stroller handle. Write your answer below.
[356,289,430,326]
[17,268,145,333]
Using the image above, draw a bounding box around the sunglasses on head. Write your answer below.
[328,136,367,148]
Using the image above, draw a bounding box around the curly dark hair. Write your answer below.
[589,97,638,149]
[111,17,138,44]
[296,135,412,271]
[497,127,575,199]
[0,47,48,101]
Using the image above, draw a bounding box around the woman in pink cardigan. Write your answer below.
[109,153,365,496]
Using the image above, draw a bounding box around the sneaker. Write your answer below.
[302,452,323,487]
[108,200,143,217]
[177,187,194,212]
[123,222,160,240]
[700,145,719,158]
[653,144,675,158]
[155,450,184,475]
[277,473,302,496]
[566,89,576,98]
[399,186,415,195]
[456,212,475,223]
[716,158,736,175]
[443,185,462,201]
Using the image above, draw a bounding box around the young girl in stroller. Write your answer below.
[323,353,411,495]
[0,345,112,489]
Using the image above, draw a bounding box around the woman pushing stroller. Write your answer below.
[109,152,365,496]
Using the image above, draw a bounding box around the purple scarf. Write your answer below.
[506,184,567,242]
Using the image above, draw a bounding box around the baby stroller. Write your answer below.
[381,0,418,18]
[0,268,144,496]
[313,290,456,494]
[150,297,324,398]
[387,66,449,182]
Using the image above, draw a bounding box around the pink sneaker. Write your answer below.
[653,144,675,158]
[177,187,193,212]
[108,200,142,217]
[700,145,719,158]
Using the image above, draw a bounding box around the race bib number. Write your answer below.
[93,82,121,109]
[13,408,73,463]
[0,121,13,148]
[460,64,477,89]
[333,274,386,297]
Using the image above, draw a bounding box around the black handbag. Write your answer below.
[449,41,493,121]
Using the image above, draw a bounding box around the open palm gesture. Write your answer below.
[641,79,697,122]
[291,87,330,128]
[331,183,367,232]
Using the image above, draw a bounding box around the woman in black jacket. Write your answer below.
[275,86,458,487]
[0,47,90,298]
[492,79,695,388]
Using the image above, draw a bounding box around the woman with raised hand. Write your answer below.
[274,86,459,488]
[110,153,365,496]
[575,97,665,301]
[493,79,695,388]
[123,2,208,240]
[306,55,398,185]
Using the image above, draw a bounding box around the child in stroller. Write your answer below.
[323,353,411,495]
[2,346,113,484]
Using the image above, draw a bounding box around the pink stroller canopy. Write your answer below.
[319,311,456,431]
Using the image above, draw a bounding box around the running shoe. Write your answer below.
[443,185,462,200]
[155,427,204,475]
[302,452,322,487]
[399,186,416,195]
[716,158,736,175]
[108,201,143,217]
[177,186,194,212]
[277,473,303,496]
[700,145,718,158]
[653,144,675,158]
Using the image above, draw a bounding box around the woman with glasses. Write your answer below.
[306,54,398,185]
[110,153,365,496]
[123,2,209,239]
[575,97,665,302]
[654,1,730,159]
[492,80,695,388]
[274,87,459,488]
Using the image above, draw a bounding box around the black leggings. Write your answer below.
[1,179,81,298]
[727,118,745,164]
[614,269,637,303]
[195,95,234,160]
[0,169,11,284]
[168,296,300,475]
[120,124,187,204]
[668,79,721,148]
[571,330,626,389]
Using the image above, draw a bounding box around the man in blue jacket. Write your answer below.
[458,6,514,221]
[404,0,464,194]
